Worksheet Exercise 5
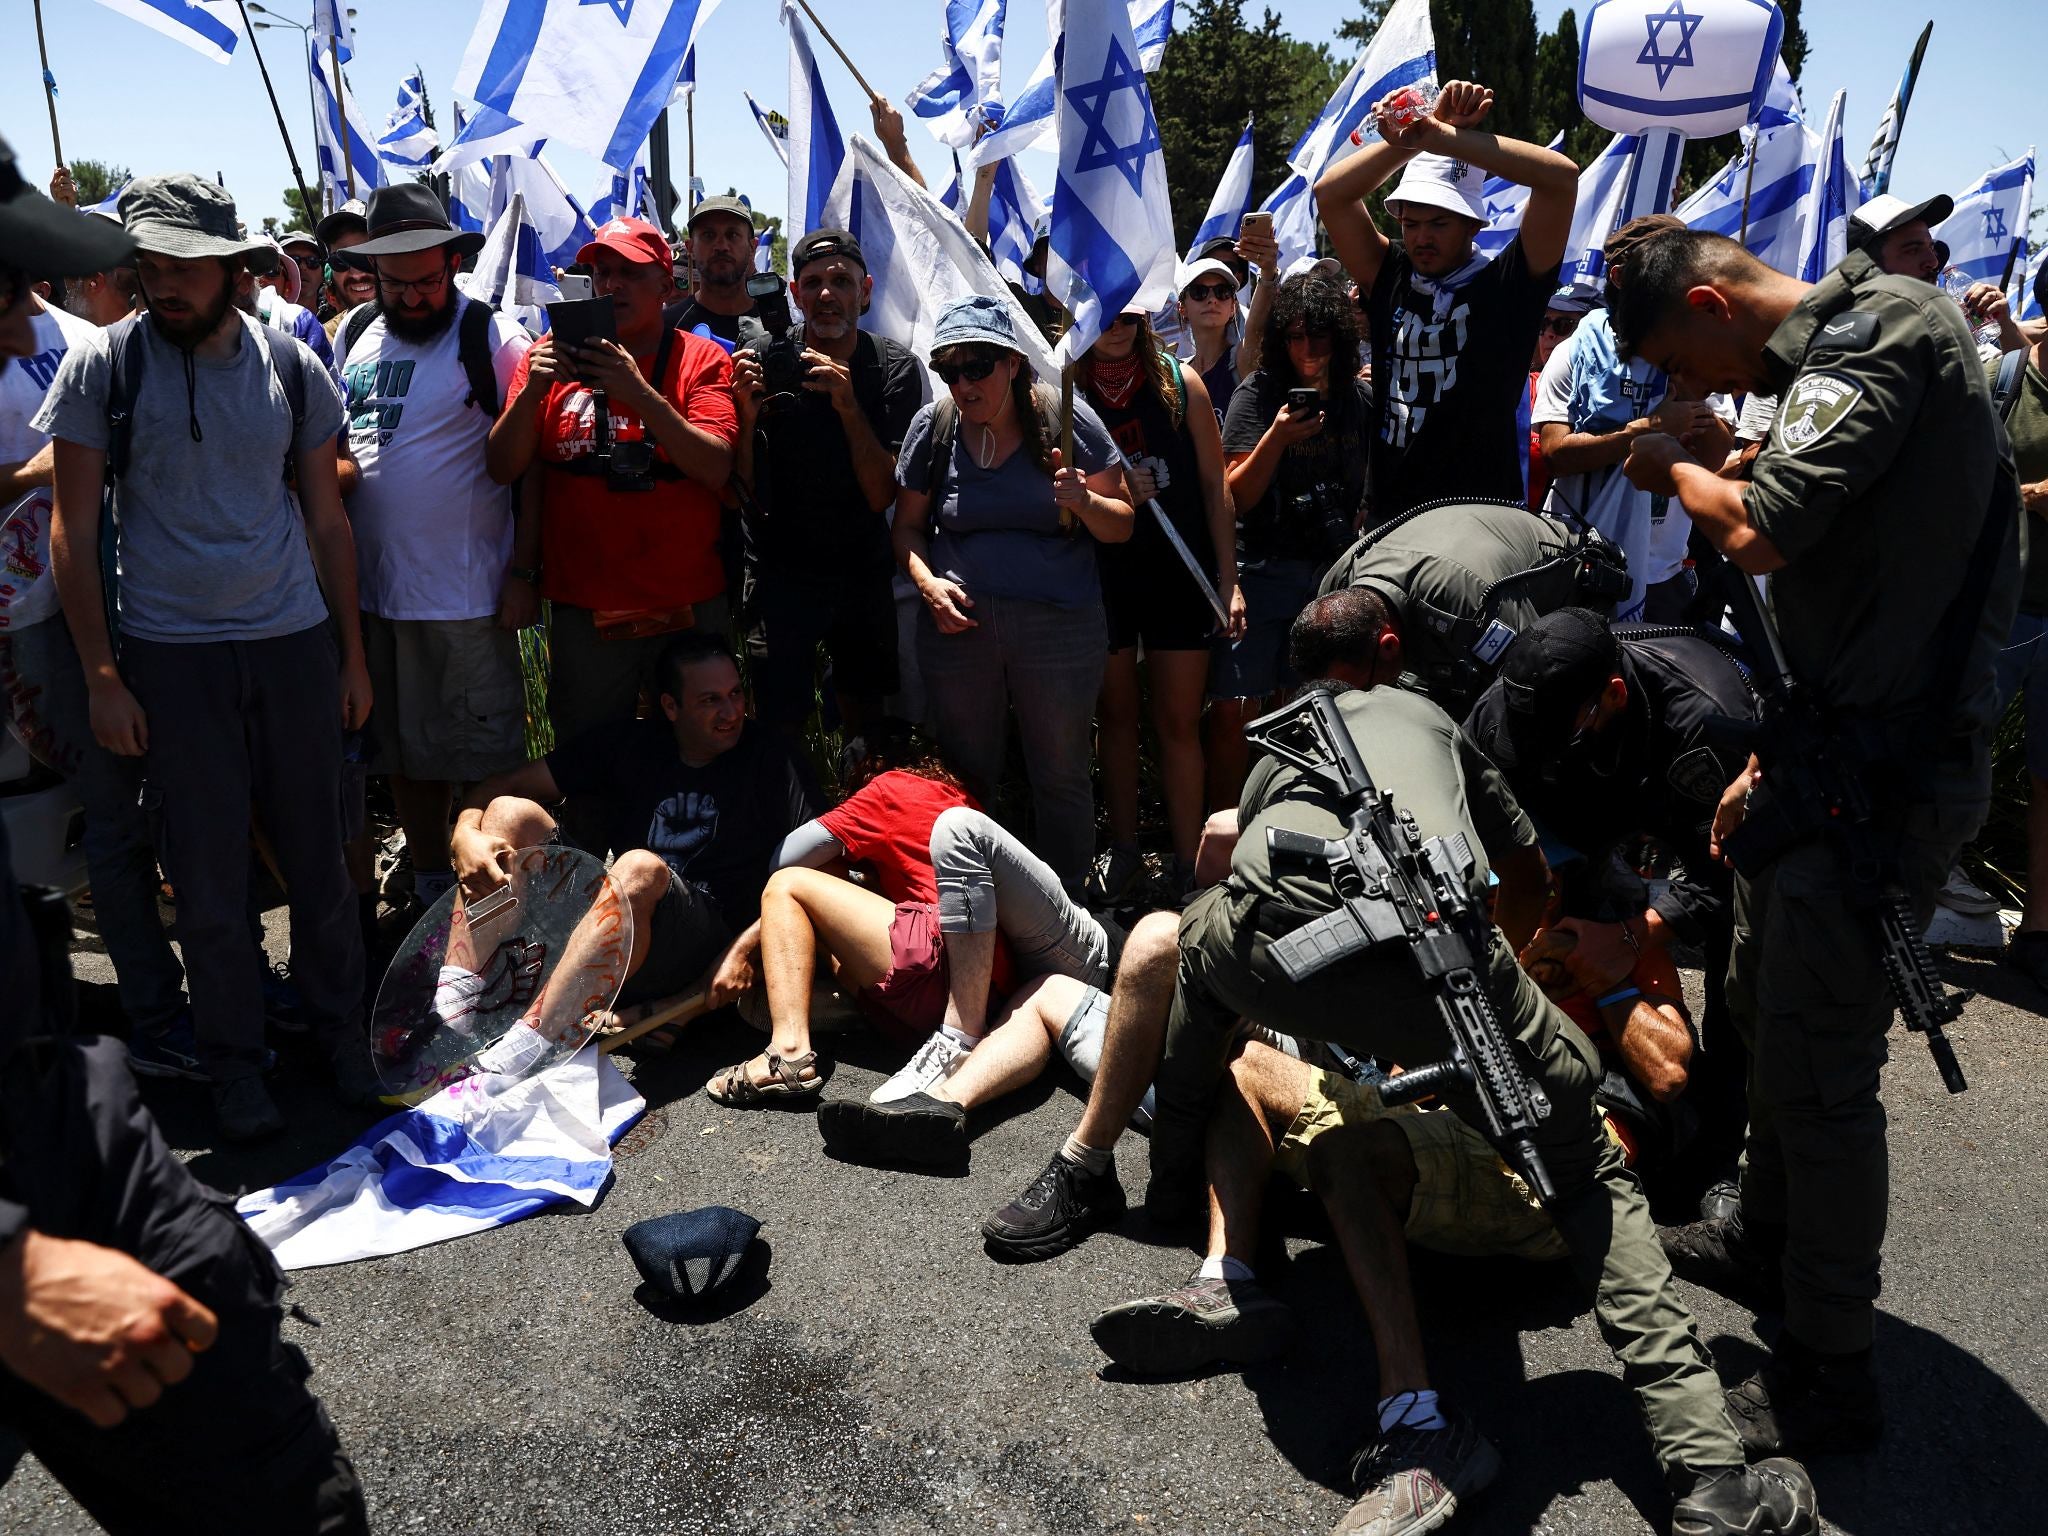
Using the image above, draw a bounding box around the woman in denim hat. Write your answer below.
[891,295,1133,890]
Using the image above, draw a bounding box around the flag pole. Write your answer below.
[233,0,320,235]
[331,25,356,201]
[1058,373,1076,529]
[687,92,697,210]
[1738,132,1760,245]
[789,0,881,102]
[31,0,64,168]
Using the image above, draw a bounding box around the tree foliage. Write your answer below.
[67,159,129,206]
[280,185,317,235]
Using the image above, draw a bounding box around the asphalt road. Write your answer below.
[5,925,2046,1536]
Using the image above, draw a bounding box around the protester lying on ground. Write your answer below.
[893,295,1133,889]
[1207,272,1373,808]
[449,632,818,1020]
[1079,306,1241,904]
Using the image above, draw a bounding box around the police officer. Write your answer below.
[1463,608,1760,1197]
[1149,681,1817,1535]
[0,138,368,1533]
[1315,498,1629,716]
[1610,229,2021,1457]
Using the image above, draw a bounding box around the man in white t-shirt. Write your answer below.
[0,289,190,1066]
[335,183,533,911]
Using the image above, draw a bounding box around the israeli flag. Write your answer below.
[85,0,239,65]
[672,2,724,103]
[1678,115,1819,279]
[590,143,657,226]
[755,226,776,273]
[313,0,354,62]
[1475,131,1564,261]
[1935,150,2035,286]
[1128,0,1175,71]
[446,106,499,234]
[966,43,1058,171]
[1757,55,1802,130]
[1792,89,1858,284]
[1557,132,1653,290]
[378,71,440,171]
[1047,0,1178,368]
[310,37,387,211]
[990,158,1049,287]
[746,91,793,169]
[907,0,1010,150]
[488,150,596,273]
[238,1045,642,1270]
[449,0,721,171]
[1287,0,1435,183]
[1858,21,1931,200]
[784,0,847,244]
[88,182,131,219]
[1188,117,1254,260]
[1262,172,1316,275]
[2016,243,2044,325]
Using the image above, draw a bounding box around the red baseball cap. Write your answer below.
[576,217,673,276]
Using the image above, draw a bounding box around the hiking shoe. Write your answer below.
[1726,1340,1884,1458]
[263,962,308,1033]
[1331,1417,1502,1535]
[1671,1460,1819,1536]
[1936,863,2001,916]
[982,1151,1126,1260]
[872,1029,972,1104]
[1084,846,1145,907]
[127,1009,206,1082]
[212,1077,284,1142]
[1660,1214,1784,1309]
[1698,1177,1742,1225]
[817,1092,968,1168]
[1090,1274,1292,1375]
[2003,930,2048,993]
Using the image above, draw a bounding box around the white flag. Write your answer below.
[86,0,240,65]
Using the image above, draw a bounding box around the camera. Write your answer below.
[604,437,658,494]
[759,337,812,408]
[1287,480,1354,559]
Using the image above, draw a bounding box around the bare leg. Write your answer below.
[937,974,1075,1111]
[1204,1041,1313,1267]
[393,774,455,879]
[1072,911,1181,1150]
[1147,651,1211,870]
[939,927,997,1039]
[1306,1115,1431,1396]
[757,868,897,1072]
[1098,649,1143,849]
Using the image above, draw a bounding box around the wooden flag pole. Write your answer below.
[789,0,881,103]
[233,0,321,236]
[687,91,697,210]
[32,0,65,168]
[1737,132,1760,245]
[331,26,355,200]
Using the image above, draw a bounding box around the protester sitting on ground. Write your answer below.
[1317,79,1578,516]
[450,632,818,1018]
[314,199,375,331]
[485,217,737,804]
[1078,306,1241,904]
[1207,272,1374,808]
[1524,285,1595,511]
[893,295,1134,889]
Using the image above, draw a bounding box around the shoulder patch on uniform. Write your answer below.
[1667,746,1731,806]
[1807,310,1879,356]
[1774,371,1863,456]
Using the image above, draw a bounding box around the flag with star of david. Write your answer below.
[1047,0,1178,367]
[1934,149,2034,287]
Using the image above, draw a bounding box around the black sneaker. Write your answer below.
[1698,1177,1742,1225]
[1726,1338,1884,1458]
[211,1077,284,1142]
[1090,1274,1292,1375]
[816,1092,967,1168]
[1331,1416,1502,1535]
[982,1151,1126,1260]
[1671,1460,1819,1536]
[1660,1214,1785,1309]
[127,1009,206,1082]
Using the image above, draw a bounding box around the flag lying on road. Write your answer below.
[239,1044,642,1270]
[1188,117,1254,260]
[458,190,563,333]
[1286,0,1435,185]
[1858,20,1932,201]
[310,37,387,209]
[907,0,1010,149]
[1935,150,2035,287]
[784,0,847,244]
[379,71,440,170]
[87,0,239,65]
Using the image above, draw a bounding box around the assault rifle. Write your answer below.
[1716,571,1970,1094]
[1244,689,1557,1202]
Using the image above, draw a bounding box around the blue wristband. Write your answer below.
[1594,985,1643,1010]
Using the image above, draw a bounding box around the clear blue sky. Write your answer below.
[13,1,2043,235]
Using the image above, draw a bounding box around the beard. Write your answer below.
[384,296,458,343]
[699,253,743,289]
[150,285,236,349]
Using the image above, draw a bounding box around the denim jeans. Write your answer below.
[0,617,185,1029]
[1995,610,2048,779]
[916,591,1107,885]
[928,806,1110,989]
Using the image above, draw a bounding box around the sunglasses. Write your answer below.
[1109,313,1143,330]
[1183,282,1235,302]
[934,355,1001,385]
[1541,314,1582,338]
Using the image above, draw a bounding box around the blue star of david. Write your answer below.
[1638,1,1703,90]
[1063,37,1161,197]
[580,0,634,22]
[1984,208,2009,242]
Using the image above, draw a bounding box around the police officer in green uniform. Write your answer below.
[1149,681,1818,1536]
[1608,229,2021,1456]
[1316,499,1628,715]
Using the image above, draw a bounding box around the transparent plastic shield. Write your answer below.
[370,845,633,1100]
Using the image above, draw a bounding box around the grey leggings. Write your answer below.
[928,806,1110,988]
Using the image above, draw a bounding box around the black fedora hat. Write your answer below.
[348,183,485,259]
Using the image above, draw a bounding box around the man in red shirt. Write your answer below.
[486,217,737,756]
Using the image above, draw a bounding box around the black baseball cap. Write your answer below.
[789,227,864,277]
[0,133,136,276]
[1484,608,1622,771]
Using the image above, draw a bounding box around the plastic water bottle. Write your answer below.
[1378,81,1442,134]
[1941,267,2003,349]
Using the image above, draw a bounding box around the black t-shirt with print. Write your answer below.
[1221,368,1374,569]
[546,719,818,928]
[1366,237,1558,516]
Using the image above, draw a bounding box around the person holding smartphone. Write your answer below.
[1207,272,1374,806]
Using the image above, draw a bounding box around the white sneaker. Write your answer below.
[1937,863,2001,916]
[872,1029,973,1104]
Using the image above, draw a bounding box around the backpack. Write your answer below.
[1992,346,2030,426]
[341,296,503,417]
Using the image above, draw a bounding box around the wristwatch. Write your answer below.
[507,565,541,584]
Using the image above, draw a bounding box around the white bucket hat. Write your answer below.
[1384,153,1487,223]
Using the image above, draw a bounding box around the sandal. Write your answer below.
[706,1049,823,1106]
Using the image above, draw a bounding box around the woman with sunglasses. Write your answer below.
[1208,273,1373,805]
[1076,306,1243,903]
[1177,257,1244,427]
[893,296,1133,888]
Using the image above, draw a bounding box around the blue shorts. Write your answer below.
[1995,611,2048,781]
[1208,558,1323,701]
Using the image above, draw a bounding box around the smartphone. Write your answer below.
[545,296,617,383]
[1287,387,1323,416]
[556,272,594,303]
[1239,211,1273,243]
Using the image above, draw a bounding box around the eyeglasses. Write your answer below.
[376,269,449,299]
[1183,282,1235,302]
[934,355,1001,385]
[1541,314,1582,338]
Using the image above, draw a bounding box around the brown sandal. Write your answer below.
[706,1049,822,1105]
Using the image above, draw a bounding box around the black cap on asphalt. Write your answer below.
[622,1206,762,1306]
[1487,607,1622,771]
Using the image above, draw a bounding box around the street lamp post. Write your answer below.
[248,3,357,219]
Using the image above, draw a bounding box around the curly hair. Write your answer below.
[1259,272,1362,391]
[1075,313,1184,430]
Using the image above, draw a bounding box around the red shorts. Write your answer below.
[859,901,950,1047]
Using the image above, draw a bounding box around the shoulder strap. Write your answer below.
[456,299,501,417]
[255,324,307,479]
[341,301,381,360]
[103,315,147,484]
[1993,347,2028,425]
[1163,350,1186,422]
[925,397,959,503]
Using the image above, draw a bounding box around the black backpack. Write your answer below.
[341,297,503,417]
